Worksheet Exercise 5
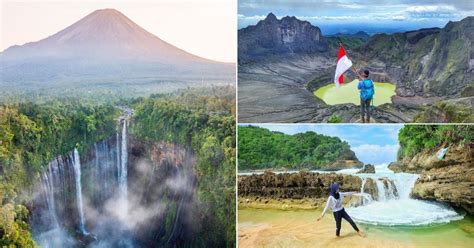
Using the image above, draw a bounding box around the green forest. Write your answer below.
[0,100,119,246]
[0,86,236,247]
[398,125,474,159]
[238,126,355,170]
[131,87,236,247]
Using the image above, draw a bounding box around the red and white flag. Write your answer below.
[334,44,353,87]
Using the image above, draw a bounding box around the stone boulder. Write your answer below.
[357,164,375,173]
[325,160,363,171]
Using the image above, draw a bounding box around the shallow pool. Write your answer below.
[239,207,474,247]
[314,80,396,106]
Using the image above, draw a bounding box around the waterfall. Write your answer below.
[359,178,372,205]
[116,132,121,179]
[375,179,386,201]
[41,162,60,229]
[72,148,88,234]
[119,120,128,210]
[393,173,418,199]
[386,180,396,199]
[345,164,462,226]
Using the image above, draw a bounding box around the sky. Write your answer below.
[238,0,474,34]
[0,0,237,63]
[241,124,403,165]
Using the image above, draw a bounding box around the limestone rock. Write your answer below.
[357,164,375,173]
[396,143,474,214]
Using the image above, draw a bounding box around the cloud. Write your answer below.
[392,15,406,21]
[352,144,399,164]
[238,14,268,20]
[239,0,474,27]
[406,5,455,13]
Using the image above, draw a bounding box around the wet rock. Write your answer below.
[362,178,378,200]
[326,160,363,171]
[357,164,375,173]
[238,171,362,200]
[388,161,403,173]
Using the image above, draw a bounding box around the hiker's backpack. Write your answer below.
[360,79,374,101]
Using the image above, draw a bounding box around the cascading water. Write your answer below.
[119,120,128,209]
[72,148,88,234]
[41,162,60,229]
[359,178,372,205]
[33,108,197,246]
[374,179,386,201]
[341,164,463,226]
[34,113,132,245]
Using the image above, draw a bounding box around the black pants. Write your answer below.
[360,98,371,123]
[333,208,359,236]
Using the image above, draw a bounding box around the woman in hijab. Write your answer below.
[316,183,364,237]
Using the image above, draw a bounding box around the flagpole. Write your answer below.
[338,38,362,80]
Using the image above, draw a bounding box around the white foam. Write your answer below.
[347,199,463,226]
[343,164,464,226]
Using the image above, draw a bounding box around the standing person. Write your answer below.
[316,183,364,237]
[356,69,374,123]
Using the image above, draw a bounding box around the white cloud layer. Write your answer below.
[352,144,399,165]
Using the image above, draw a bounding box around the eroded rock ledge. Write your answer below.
[389,143,474,214]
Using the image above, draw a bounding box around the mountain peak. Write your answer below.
[94,8,121,13]
[265,12,278,22]
[1,8,232,85]
[2,8,216,64]
[239,15,329,62]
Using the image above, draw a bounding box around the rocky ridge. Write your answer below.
[239,13,329,63]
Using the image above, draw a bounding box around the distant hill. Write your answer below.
[326,31,371,49]
[238,126,362,170]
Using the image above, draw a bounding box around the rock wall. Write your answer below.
[390,143,474,214]
[127,136,199,246]
[239,13,329,63]
[238,171,363,199]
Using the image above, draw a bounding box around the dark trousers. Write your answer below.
[333,208,359,236]
[360,98,371,123]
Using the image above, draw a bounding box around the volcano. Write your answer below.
[0,8,233,86]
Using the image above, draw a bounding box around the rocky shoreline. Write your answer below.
[237,170,398,210]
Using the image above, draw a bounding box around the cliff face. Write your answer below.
[357,17,474,97]
[127,136,199,246]
[239,13,329,63]
[390,143,474,214]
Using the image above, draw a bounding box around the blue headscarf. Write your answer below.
[330,183,340,199]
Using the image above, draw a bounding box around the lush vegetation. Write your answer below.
[0,99,119,247]
[130,86,235,247]
[327,35,369,50]
[238,126,355,170]
[398,125,474,159]
[414,102,474,123]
